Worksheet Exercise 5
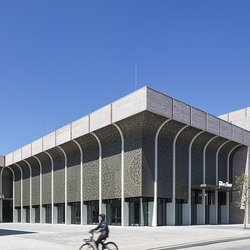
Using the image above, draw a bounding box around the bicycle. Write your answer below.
[79,231,119,250]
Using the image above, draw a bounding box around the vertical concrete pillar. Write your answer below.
[113,124,125,227]
[172,125,188,225]
[33,156,43,224]
[57,146,68,224]
[152,119,171,227]
[188,131,204,225]
[15,164,23,223]
[72,140,84,225]
[41,207,46,223]
[53,206,58,224]
[67,205,71,224]
[83,204,87,225]
[202,136,218,225]
[91,133,102,215]
[124,201,129,226]
[44,152,54,224]
[215,141,229,224]
[7,167,16,223]
[24,160,32,224]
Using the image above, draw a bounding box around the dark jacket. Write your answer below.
[94,220,109,237]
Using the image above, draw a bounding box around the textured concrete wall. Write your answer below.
[5,154,13,166]
[71,116,89,139]
[43,132,56,151]
[117,113,144,198]
[22,144,32,159]
[36,153,52,205]
[207,115,220,135]
[191,133,215,186]
[158,120,186,199]
[26,158,40,206]
[19,161,30,207]
[147,88,172,118]
[12,165,21,207]
[32,139,43,156]
[191,108,206,131]
[75,134,99,201]
[0,156,5,167]
[141,112,165,197]
[112,87,147,123]
[56,125,71,146]
[176,127,201,200]
[95,125,121,200]
[173,100,191,125]
[48,148,65,204]
[205,138,227,185]
[90,105,112,132]
[220,120,233,140]
[59,141,81,203]
[13,149,22,163]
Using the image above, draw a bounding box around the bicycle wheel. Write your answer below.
[79,243,95,250]
[105,241,119,250]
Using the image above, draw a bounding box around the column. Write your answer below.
[152,119,171,227]
[57,146,68,224]
[24,160,32,223]
[202,136,218,225]
[91,133,102,214]
[187,131,204,225]
[15,164,23,223]
[33,156,43,224]
[215,141,229,224]
[44,152,54,224]
[171,125,188,225]
[73,140,84,225]
[113,124,125,227]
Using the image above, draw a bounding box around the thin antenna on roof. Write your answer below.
[135,64,138,90]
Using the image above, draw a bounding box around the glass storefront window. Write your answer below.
[57,203,65,224]
[70,202,80,224]
[44,204,52,223]
[103,199,121,226]
[126,197,153,226]
[84,200,99,224]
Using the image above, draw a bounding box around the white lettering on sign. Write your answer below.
[219,181,232,188]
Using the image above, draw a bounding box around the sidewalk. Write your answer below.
[0,223,250,249]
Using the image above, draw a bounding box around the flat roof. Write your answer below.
[5,86,250,166]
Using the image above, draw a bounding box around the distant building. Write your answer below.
[0,87,250,226]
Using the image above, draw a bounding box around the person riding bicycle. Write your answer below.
[90,214,109,249]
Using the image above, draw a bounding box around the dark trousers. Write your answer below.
[95,234,107,249]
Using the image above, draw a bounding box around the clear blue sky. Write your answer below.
[0,0,249,155]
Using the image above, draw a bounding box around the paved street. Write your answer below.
[0,223,250,249]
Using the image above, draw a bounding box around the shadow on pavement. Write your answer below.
[0,229,36,236]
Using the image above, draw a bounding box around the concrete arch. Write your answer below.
[0,166,15,222]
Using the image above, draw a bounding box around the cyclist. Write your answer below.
[90,214,109,249]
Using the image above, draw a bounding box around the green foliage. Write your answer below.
[234,173,250,229]
[234,174,250,209]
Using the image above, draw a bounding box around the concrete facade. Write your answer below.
[0,87,250,226]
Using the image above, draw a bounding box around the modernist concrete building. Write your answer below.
[0,87,250,227]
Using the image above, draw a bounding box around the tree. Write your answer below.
[234,174,250,229]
